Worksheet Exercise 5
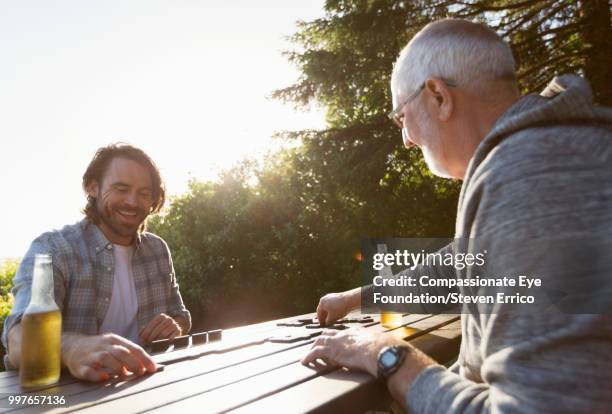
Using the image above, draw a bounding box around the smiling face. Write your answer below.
[87,157,154,245]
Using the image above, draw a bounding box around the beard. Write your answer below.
[96,198,147,238]
[414,105,454,179]
[421,145,453,179]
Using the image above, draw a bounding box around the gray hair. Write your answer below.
[391,19,516,105]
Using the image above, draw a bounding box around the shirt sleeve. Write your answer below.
[159,240,191,333]
[407,313,612,414]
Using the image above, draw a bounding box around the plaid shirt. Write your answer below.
[2,219,191,352]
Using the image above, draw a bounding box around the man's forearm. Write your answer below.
[8,326,85,370]
[346,286,363,311]
[7,324,22,368]
[60,332,87,368]
[386,347,439,412]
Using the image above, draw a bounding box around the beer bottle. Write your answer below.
[20,254,62,388]
[377,244,403,328]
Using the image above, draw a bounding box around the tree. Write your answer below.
[449,0,612,104]
[272,0,611,269]
[149,152,368,329]
[273,0,460,242]
[274,0,611,228]
[151,0,610,329]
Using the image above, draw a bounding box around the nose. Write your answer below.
[125,191,138,208]
[402,128,415,149]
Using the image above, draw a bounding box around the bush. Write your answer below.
[148,150,456,331]
[0,259,17,371]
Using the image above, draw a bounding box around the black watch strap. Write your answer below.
[377,345,410,380]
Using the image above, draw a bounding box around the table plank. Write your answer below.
[234,369,380,414]
[1,313,461,414]
[5,314,432,414]
[6,342,308,414]
[137,315,459,414]
[0,311,324,393]
[233,319,462,414]
[0,371,18,379]
[0,311,340,399]
[72,342,317,414]
[60,316,420,414]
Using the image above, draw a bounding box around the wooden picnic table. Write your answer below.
[0,312,461,413]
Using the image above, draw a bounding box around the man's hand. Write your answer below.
[302,327,393,376]
[62,333,157,382]
[301,328,438,410]
[316,287,361,325]
[139,313,182,344]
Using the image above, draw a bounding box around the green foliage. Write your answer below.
[0,259,17,327]
[274,0,460,235]
[447,0,611,104]
[0,259,17,371]
[149,152,369,329]
[151,0,610,330]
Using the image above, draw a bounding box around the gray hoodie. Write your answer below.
[406,75,612,413]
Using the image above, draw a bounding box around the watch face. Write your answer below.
[380,349,397,368]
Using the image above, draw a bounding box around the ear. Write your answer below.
[86,180,99,199]
[424,77,453,122]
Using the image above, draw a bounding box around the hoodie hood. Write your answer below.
[461,74,612,201]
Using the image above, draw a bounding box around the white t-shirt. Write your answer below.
[99,244,139,344]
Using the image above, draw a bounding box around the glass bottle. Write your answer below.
[20,254,62,388]
[378,244,403,328]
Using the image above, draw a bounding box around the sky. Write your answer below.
[0,1,328,260]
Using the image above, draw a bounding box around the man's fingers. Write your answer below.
[65,334,158,383]
[167,331,179,341]
[110,335,157,373]
[149,317,173,341]
[141,315,164,342]
[125,345,156,374]
[314,331,339,347]
[109,345,146,376]
[92,351,124,375]
[162,323,180,341]
[75,365,109,382]
[313,336,327,346]
[323,308,340,325]
[316,302,328,327]
[128,344,157,374]
[302,346,335,367]
[140,315,163,343]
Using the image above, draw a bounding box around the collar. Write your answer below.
[80,218,142,254]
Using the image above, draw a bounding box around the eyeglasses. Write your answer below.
[387,78,457,129]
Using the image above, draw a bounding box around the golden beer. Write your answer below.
[374,244,403,329]
[20,254,62,388]
[20,310,62,388]
[380,311,403,328]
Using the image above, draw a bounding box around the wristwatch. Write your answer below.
[377,345,410,380]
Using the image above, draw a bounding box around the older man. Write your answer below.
[304,19,612,413]
[3,143,191,382]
